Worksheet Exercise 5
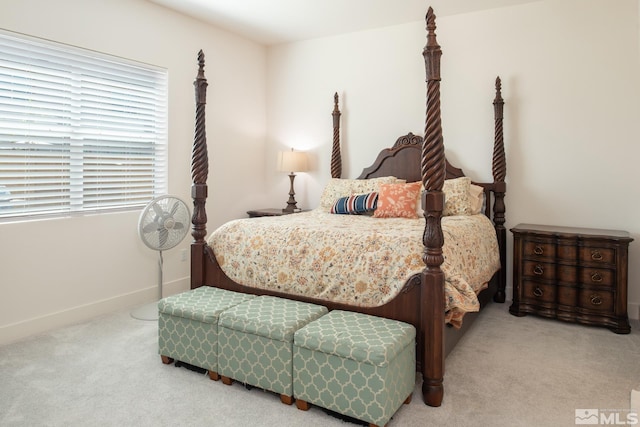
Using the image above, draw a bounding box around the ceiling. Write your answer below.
[148,0,540,45]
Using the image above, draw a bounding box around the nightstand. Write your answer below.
[510,224,633,334]
[246,208,305,218]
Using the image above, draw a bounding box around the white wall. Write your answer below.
[266,0,640,319]
[0,0,267,343]
[2,0,638,345]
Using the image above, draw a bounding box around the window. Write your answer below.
[0,30,167,220]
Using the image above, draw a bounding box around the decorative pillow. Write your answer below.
[469,184,484,215]
[373,181,422,219]
[330,192,378,214]
[442,177,472,216]
[319,176,400,211]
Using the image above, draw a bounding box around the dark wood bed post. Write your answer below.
[190,50,209,288]
[331,93,342,178]
[421,7,446,407]
[492,77,507,303]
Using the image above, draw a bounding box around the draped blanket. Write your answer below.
[208,210,500,327]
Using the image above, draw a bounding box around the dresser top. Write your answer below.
[511,223,633,241]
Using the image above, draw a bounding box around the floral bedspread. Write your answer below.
[207,210,500,327]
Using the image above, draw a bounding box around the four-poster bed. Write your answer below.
[189,8,506,407]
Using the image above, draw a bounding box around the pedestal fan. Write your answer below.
[131,195,190,321]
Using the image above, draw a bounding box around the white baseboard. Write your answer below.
[0,276,191,346]
[2,282,636,346]
[162,276,191,298]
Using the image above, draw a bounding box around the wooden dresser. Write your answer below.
[510,224,633,334]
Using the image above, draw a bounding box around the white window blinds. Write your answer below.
[0,30,167,220]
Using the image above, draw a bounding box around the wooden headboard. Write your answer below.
[356,131,469,183]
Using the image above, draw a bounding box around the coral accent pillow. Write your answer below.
[373,181,422,218]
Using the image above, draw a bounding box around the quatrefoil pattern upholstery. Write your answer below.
[293,310,416,426]
[158,287,256,373]
[218,296,328,397]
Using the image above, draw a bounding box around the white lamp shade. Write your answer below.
[278,150,308,173]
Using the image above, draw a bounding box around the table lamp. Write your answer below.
[278,149,309,213]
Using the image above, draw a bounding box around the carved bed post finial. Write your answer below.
[191,50,209,244]
[424,7,442,85]
[492,76,507,303]
[421,6,446,408]
[422,7,445,194]
[331,92,342,178]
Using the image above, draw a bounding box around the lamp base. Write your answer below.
[283,173,299,213]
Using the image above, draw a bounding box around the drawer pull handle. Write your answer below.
[590,294,602,306]
[591,272,603,283]
[591,250,603,261]
[533,287,544,297]
[533,265,544,275]
[533,245,544,255]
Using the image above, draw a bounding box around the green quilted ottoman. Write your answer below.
[218,296,328,405]
[293,310,416,427]
[158,286,255,380]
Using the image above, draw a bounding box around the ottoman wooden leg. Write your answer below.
[208,371,220,381]
[160,355,174,365]
[221,376,233,385]
[404,393,412,404]
[280,394,293,405]
[295,400,310,411]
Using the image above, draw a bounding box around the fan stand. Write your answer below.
[131,251,164,321]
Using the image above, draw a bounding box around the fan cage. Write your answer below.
[138,195,191,251]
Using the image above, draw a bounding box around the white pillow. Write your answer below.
[415,177,481,216]
[469,184,485,215]
[442,177,472,216]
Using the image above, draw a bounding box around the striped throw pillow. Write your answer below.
[330,192,379,215]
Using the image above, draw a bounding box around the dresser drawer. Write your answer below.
[579,246,615,265]
[522,280,556,304]
[523,240,555,260]
[557,265,614,286]
[522,260,555,281]
[578,289,614,313]
[579,267,614,287]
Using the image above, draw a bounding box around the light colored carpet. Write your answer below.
[0,303,638,427]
